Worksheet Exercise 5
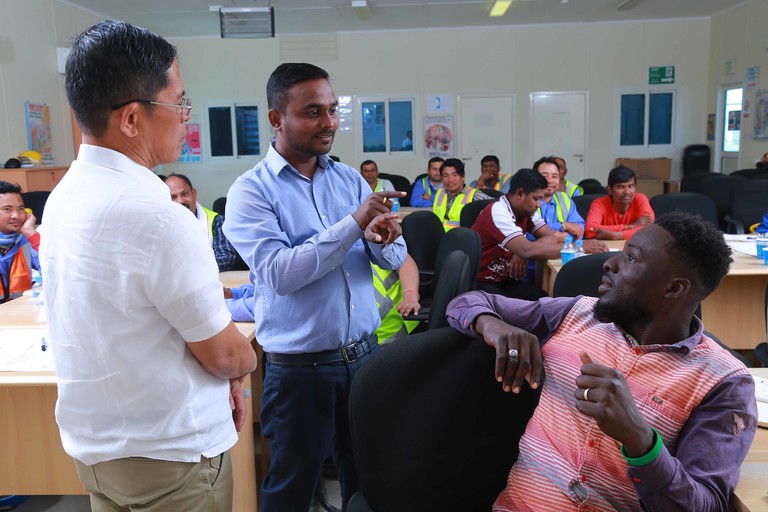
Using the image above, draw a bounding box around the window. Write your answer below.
[205,101,263,161]
[722,87,742,153]
[616,88,676,150]
[357,96,415,156]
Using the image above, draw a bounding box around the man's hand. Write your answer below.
[574,352,655,457]
[474,314,543,394]
[629,214,654,229]
[229,378,247,432]
[590,227,624,240]
[583,239,609,254]
[506,254,528,281]
[365,213,402,245]
[396,295,420,316]
[352,191,405,231]
[20,210,37,239]
[223,287,233,299]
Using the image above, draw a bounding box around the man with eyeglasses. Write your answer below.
[163,173,239,271]
[39,20,257,512]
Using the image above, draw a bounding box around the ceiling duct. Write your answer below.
[220,7,275,39]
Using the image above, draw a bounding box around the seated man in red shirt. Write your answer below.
[472,168,563,301]
[585,166,654,240]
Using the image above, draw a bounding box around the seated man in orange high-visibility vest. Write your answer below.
[0,181,40,303]
[432,158,492,231]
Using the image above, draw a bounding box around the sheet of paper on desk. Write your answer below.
[728,241,758,257]
[0,328,53,371]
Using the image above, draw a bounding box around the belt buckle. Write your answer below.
[342,342,360,364]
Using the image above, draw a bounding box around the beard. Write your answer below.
[593,296,651,328]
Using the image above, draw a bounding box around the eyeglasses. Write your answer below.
[111,97,192,121]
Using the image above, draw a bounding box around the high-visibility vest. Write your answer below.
[538,191,574,225]
[373,179,389,192]
[490,173,513,192]
[2,242,32,302]
[202,206,217,243]
[564,180,583,198]
[371,264,418,344]
[420,177,433,200]
[433,188,478,231]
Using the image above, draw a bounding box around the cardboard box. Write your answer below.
[636,179,664,198]
[615,158,672,181]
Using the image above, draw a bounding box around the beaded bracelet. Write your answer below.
[621,428,662,466]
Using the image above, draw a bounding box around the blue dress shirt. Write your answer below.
[538,191,585,234]
[223,144,406,354]
[410,177,442,207]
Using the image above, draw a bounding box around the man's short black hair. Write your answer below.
[607,166,636,187]
[65,20,178,137]
[440,158,465,177]
[481,155,500,166]
[0,181,22,196]
[655,212,732,299]
[360,160,377,169]
[508,168,548,195]
[267,63,330,112]
[164,173,194,189]
[533,156,560,171]
[428,157,445,166]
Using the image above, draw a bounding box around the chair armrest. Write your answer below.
[403,309,429,322]
[724,215,745,234]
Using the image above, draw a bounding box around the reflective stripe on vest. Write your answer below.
[564,180,583,198]
[433,188,478,231]
[538,191,573,224]
[374,179,387,193]
[420,177,432,200]
[203,206,217,242]
[372,264,418,344]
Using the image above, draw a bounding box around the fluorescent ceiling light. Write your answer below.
[219,6,275,39]
[617,0,645,11]
[490,0,513,17]
[352,0,371,21]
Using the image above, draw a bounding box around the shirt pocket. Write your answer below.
[636,391,692,452]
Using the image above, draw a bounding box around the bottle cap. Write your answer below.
[564,235,573,243]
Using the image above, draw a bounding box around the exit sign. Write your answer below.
[649,66,675,84]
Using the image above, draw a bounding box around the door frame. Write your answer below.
[714,82,742,174]
[456,94,515,172]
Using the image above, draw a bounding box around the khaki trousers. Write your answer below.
[74,451,233,512]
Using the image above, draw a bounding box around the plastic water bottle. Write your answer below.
[561,235,575,265]
[31,269,43,305]
[574,239,585,259]
[391,197,400,213]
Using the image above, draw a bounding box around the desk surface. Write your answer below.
[0,272,258,509]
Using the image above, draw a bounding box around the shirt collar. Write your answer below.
[264,143,334,179]
[618,315,704,354]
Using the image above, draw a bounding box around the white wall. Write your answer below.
[708,0,768,169]
[5,1,758,209]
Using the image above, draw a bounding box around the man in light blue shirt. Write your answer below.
[532,156,586,243]
[410,156,444,207]
[223,63,405,511]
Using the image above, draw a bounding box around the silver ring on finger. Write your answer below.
[583,388,591,401]
[507,348,519,363]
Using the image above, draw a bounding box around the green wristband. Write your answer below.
[621,428,662,467]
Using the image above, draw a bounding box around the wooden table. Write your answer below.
[541,241,768,350]
[0,273,258,511]
[731,367,768,512]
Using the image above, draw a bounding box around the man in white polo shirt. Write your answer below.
[40,20,257,512]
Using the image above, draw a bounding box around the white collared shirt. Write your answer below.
[40,144,235,465]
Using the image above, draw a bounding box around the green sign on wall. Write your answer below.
[649,66,675,84]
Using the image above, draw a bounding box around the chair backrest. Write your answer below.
[704,330,751,367]
[433,228,482,296]
[680,172,715,193]
[577,178,605,195]
[212,196,227,215]
[21,190,51,224]
[411,173,428,187]
[726,179,768,233]
[349,326,540,512]
[729,168,764,179]
[682,144,711,175]
[699,174,746,230]
[427,250,472,330]
[552,252,615,298]
[649,192,718,227]
[573,192,606,220]
[480,188,503,199]
[401,210,444,273]
[379,172,413,206]
[459,199,495,228]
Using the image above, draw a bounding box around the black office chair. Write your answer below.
[379,173,413,207]
[348,327,540,512]
[680,172,715,194]
[699,174,746,231]
[212,196,227,215]
[425,250,473,330]
[573,193,606,220]
[432,228,481,294]
[649,192,718,227]
[705,330,751,367]
[21,190,50,224]
[682,144,711,175]
[401,211,445,294]
[480,188,503,199]
[724,179,768,234]
[552,252,615,298]
[577,178,605,195]
[729,168,764,179]
[459,199,495,228]
[756,343,768,367]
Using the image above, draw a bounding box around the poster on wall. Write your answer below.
[728,110,741,131]
[753,89,768,139]
[177,116,202,163]
[24,101,54,165]
[707,113,715,141]
[423,116,454,158]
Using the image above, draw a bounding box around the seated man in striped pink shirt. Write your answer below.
[447,212,756,511]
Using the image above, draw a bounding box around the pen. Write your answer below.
[41,335,48,352]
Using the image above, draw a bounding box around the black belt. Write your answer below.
[266,334,378,367]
